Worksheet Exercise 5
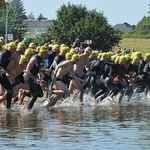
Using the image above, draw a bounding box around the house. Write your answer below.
[24,20,135,35]
[113,22,135,33]
[24,20,53,34]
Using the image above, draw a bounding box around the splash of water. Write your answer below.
[1,91,150,112]
[56,91,150,107]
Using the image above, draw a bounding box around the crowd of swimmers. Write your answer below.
[0,38,150,111]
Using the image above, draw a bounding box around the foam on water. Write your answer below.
[55,91,150,107]
[1,91,150,112]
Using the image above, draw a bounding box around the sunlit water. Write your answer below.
[0,92,150,150]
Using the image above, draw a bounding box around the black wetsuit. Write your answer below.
[12,72,25,87]
[51,54,64,70]
[83,59,102,92]
[107,63,128,98]
[0,50,13,109]
[51,54,70,86]
[91,60,109,100]
[143,61,150,90]
[128,63,146,93]
[24,54,44,110]
[41,51,57,82]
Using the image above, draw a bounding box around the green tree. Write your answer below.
[0,0,27,40]
[0,1,5,7]
[0,6,5,36]
[48,3,121,51]
[133,16,150,35]
[37,13,48,21]
[27,12,35,20]
[131,4,150,35]
[34,26,52,45]
[9,0,27,40]
[0,1,9,36]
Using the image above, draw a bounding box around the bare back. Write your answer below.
[55,60,74,79]
[74,54,89,76]
[7,52,21,72]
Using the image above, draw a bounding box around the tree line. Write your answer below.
[0,0,150,51]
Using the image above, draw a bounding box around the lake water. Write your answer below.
[0,94,150,150]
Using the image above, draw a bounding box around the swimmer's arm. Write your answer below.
[53,63,62,75]
[85,66,96,75]
[70,70,85,82]
[52,62,69,84]
[25,56,37,81]
[53,61,69,75]
[53,65,59,76]
[84,59,96,75]
[84,59,90,72]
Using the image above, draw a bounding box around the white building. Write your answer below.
[24,20,53,34]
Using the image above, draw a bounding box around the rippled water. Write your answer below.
[0,95,150,150]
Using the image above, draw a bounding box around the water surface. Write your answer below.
[0,97,150,150]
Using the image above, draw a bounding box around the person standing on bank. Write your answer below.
[23,46,48,111]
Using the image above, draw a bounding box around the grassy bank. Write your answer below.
[114,38,150,54]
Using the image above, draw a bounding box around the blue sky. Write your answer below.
[22,0,150,26]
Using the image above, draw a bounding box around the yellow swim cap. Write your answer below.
[94,50,99,56]
[25,48,34,55]
[29,42,36,48]
[65,52,73,60]
[0,40,4,47]
[3,44,8,50]
[70,48,77,55]
[111,55,117,61]
[125,55,131,61]
[17,42,26,49]
[106,52,111,57]
[36,46,41,53]
[8,42,16,49]
[119,55,127,63]
[60,46,70,53]
[132,56,140,63]
[134,51,142,58]
[71,54,79,61]
[97,53,102,59]
[60,44,67,49]
[19,55,28,63]
[101,52,108,59]
[145,53,150,59]
[39,46,48,53]
[52,44,59,50]
[91,51,97,57]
